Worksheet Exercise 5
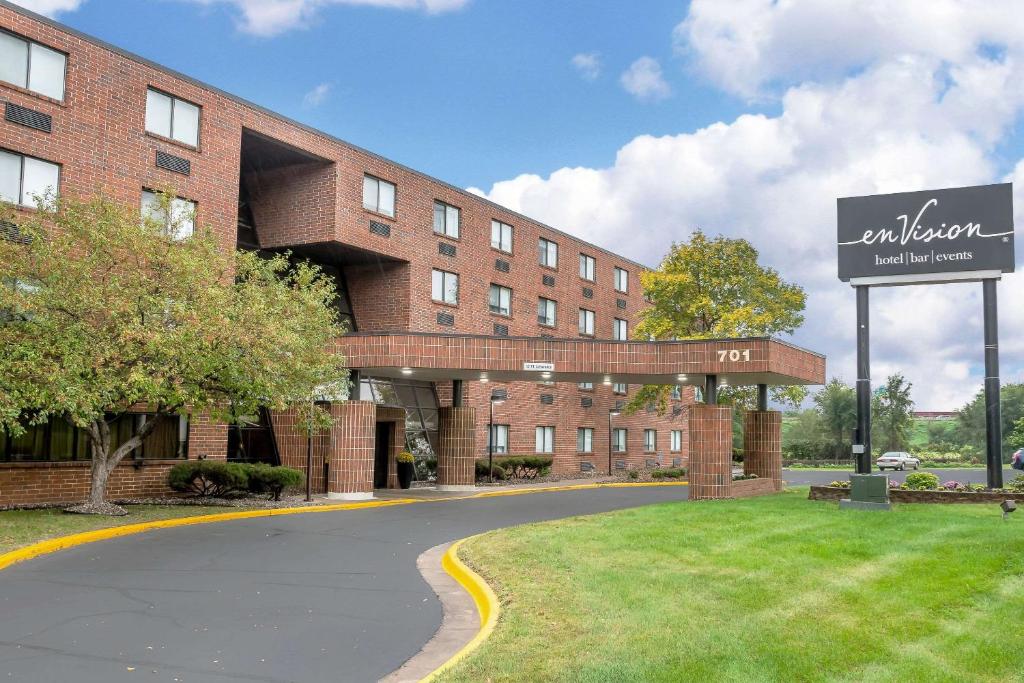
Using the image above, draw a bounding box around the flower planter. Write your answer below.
[809,485,1024,504]
[396,461,414,490]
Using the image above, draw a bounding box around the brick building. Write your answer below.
[0,1,824,505]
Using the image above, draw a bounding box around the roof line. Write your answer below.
[0,0,650,271]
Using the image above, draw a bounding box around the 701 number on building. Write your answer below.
[717,349,751,362]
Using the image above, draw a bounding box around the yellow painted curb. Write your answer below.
[420,536,499,683]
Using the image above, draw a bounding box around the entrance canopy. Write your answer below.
[338,333,825,387]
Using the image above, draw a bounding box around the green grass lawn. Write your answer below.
[440,490,1024,683]
[0,505,235,555]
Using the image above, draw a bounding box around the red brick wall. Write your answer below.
[346,261,410,331]
[244,162,337,249]
[269,408,329,494]
[743,411,782,490]
[437,407,476,487]
[0,461,178,507]
[328,401,376,496]
[688,404,734,500]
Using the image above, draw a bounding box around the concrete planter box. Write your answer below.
[732,477,778,498]
[809,485,1024,504]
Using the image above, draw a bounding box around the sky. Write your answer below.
[12,0,1024,411]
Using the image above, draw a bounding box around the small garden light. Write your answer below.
[1001,499,1017,520]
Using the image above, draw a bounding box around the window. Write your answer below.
[489,284,512,316]
[535,426,555,454]
[614,267,629,293]
[537,297,556,327]
[488,424,509,454]
[141,189,196,239]
[578,308,595,336]
[145,88,200,147]
[433,200,460,238]
[539,238,558,268]
[613,318,628,341]
[670,430,682,452]
[577,427,594,453]
[578,382,593,390]
[644,429,656,452]
[612,428,627,453]
[0,150,59,208]
[0,31,66,100]
[2,413,188,462]
[613,383,628,395]
[491,219,512,252]
[579,254,595,281]
[362,174,396,217]
[431,269,459,305]
[671,385,682,400]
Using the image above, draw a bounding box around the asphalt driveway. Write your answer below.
[0,485,686,683]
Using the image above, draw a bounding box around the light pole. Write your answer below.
[488,390,506,483]
[608,408,620,475]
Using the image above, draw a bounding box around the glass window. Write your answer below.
[579,254,595,281]
[362,175,396,217]
[578,382,593,390]
[0,32,66,100]
[613,428,627,452]
[578,308,594,336]
[613,318,628,341]
[491,219,512,252]
[433,200,460,238]
[431,269,458,305]
[489,284,512,316]
[613,383,627,395]
[0,151,59,208]
[2,413,187,462]
[537,297,556,327]
[644,429,656,452]
[535,426,555,454]
[488,424,509,454]
[577,427,593,453]
[671,385,682,400]
[0,150,21,204]
[671,430,682,452]
[538,238,558,268]
[145,88,200,147]
[614,267,629,293]
[141,189,196,239]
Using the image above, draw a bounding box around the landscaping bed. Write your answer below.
[810,485,1024,504]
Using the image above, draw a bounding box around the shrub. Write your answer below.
[732,473,759,481]
[940,480,967,491]
[628,469,640,480]
[904,472,940,490]
[1006,475,1024,493]
[827,480,851,488]
[247,464,304,501]
[168,460,250,497]
[396,451,415,464]
[475,460,507,481]
[650,469,664,479]
[652,467,685,480]
[492,456,553,479]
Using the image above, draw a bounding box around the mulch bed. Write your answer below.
[809,485,1024,504]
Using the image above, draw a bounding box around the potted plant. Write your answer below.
[396,451,415,489]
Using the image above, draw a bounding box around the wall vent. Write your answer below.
[616,298,627,309]
[615,400,625,410]
[5,102,51,133]
[580,461,595,472]
[493,323,509,336]
[614,460,627,470]
[437,311,454,326]
[438,242,456,257]
[582,287,593,299]
[495,259,510,272]
[542,274,555,287]
[646,458,659,468]
[155,150,191,175]
[540,333,554,339]
[580,397,593,408]
[539,394,554,405]
[0,221,31,244]
[369,220,391,237]
[672,457,682,467]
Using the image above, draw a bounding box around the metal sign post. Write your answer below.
[983,279,1003,489]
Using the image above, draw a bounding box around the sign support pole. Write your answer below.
[983,278,1003,489]
[855,285,872,475]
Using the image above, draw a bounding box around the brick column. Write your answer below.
[437,406,476,491]
[327,400,376,500]
[743,410,782,491]
[688,404,734,500]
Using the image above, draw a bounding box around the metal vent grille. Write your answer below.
[154,150,190,175]
[542,274,555,287]
[369,220,391,237]
[0,221,31,243]
[493,323,509,336]
[580,397,593,408]
[539,394,554,405]
[491,388,508,401]
[540,333,554,339]
[615,400,625,410]
[614,460,626,470]
[616,298,627,309]
[580,462,595,472]
[582,287,593,299]
[672,457,682,467]
[495,259,510,272]
[438,242,456,257]
[437,311,454,326]
[672,406,683,416]
[5,102,51,133]
[646,459,659,468]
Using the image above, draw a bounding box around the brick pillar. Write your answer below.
[327,400,376,500]
[688,404,734,500]
[743,410,782,491]
[437,406,476,491]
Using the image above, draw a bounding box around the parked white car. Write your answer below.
[876,451,920,471]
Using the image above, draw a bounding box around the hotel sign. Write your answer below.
[837,183,1015,284]
[523,362,554,372]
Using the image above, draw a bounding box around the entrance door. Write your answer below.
[374,422,392,489]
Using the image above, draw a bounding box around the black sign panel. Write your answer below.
[837,183,1015,282]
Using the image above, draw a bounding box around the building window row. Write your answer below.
[0,29,66,101]
[485,424,678,456]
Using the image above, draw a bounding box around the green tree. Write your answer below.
[1009,417,1024,451]
[872,374,914,452]
[813,378,857,458]
[0,193,348,509]
[781,409,828,460]
[952,384,1024,461]
[625,230,808,415]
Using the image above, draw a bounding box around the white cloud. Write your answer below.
[619,56,671,102]
[181,0,470,37]
[302,82,332,107]
[473,13,1024,410]
[10,0,85,16]
[571,52,601,81]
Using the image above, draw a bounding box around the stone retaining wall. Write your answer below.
[809,485,1024,504]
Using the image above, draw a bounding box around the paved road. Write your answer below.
[784,467,1018,486]
[0,486,686,683]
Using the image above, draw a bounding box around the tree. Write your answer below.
[872,374,914,452]
[1009,417,1024,451]
[952,383,1024,461]
[625,230,808,414]
[0,192,348,510]
[813,378,857,458]
[781,409,828,460]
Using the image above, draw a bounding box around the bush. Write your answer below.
[168,460,250,497]
[246,463,304,500]
[628,469,640,480]
[651,467,686,480]
[940,480,967,491]
[1006,475,1024,493]
[732,473,759,481]
[828,480,850,488]
[475,460,507,481]
[905,472,940,490]
[491,456,553,479]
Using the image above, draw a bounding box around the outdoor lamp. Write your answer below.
[1001,499,1017,520]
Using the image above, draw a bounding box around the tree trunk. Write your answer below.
[85,414,164,505]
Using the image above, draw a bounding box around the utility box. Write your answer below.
[840,473,891,511]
